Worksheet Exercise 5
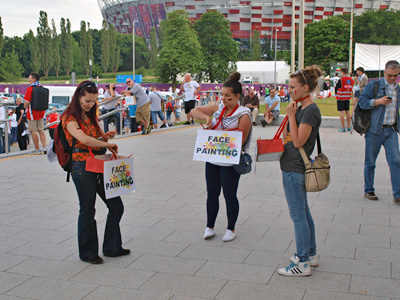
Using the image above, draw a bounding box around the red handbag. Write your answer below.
[256,115,288,162]
[85,148,118,173]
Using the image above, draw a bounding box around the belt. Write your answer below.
[382,123,396,128]
[73,148,104,155]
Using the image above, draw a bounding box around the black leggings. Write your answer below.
[205,162,241,231]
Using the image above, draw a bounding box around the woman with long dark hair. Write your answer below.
[63,80,129,264]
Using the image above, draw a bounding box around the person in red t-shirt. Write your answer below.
[46,111,60,140]
[23,73,47,154]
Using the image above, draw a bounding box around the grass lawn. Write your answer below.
[259,97,349,117]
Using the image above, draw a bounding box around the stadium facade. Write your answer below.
[98,0,400,41]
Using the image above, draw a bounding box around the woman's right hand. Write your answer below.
[205,116,212,129]
[107,143,118,154]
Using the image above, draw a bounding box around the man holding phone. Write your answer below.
[358,60,400,204]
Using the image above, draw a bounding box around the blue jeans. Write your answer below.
[205,162,241,230]
[364,127,400,198]
[71,161,125,261]
[102,109,121,134]
[282,171,316,262]
[151,110,165,124]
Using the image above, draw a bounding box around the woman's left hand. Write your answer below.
[286,102,296,117]
[105,130,117,139]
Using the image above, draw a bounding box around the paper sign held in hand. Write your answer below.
[193,129,242,165]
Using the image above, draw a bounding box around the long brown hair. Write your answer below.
[62,80,100,132]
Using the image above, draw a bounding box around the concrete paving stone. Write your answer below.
[7,206,71,219]
[339,198,391,209]
[311,205,364,216]
[124,226,175,241]
[360,224,399,238]
[120,215,163,228]
[13,198,65,209]
[123,238,189,257]
[7,228,76,244]
[0,226,25,240]
[151,219,206,232]
[349,275,400,298]
[269,270,351,293]
[356,246,400,263]
[195,260,275,283]
[222,236,291,253]
[315,256,391,278]
[70,265,154,289]
[163,230,225,246]
[9,241,77,260]
[128,254,206,275]
[0,239,27,255]
[285,241,356,259]
[141,208,200,221]
[392,262,400,280]
[0,214,25,226]
[12,190,57,201]
[391,237,400,250]
[8,216,72,230]
[0,253,29,272]
[7,257,89,280]
[215,280,305,300]
[170,296,209,300]
[82,286,172,300]
[178,203,205,212]
[303,289,391,300]
[178,244,251,263]
[0,295,34,300]
[389,215,400,227]
[0,272,31,294]
[139,272,226,299]
[325,232,390,248]
[314,221,361,234]
[6,276,97,300]
[134,199,185,211]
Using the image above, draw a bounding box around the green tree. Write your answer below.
[60,18,74,76]
[194,10,238,82]
[304,16,349,73]
[134,37,149,70]
[24,30,40,73]
[149,27,158,68]
[261,35,274,61]
[80,21,93,76]
[51,19,60,77]
[251,30,261,61]
[157,10,203,90]
[0,49,24,82]
[353,10,400,45]
[37,11,53,78]
[108,24,120,73]
[100,21,110,73]
[0,17,3,57]
[72,39,82,74]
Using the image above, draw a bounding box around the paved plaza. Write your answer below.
[1,122,400,300]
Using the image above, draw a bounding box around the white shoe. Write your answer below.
[222,230,236,242]
[42,147,48,154]
[290,254,319,267]
[203,227,215,239]
[278,255,311,276]
[32,149,42,154]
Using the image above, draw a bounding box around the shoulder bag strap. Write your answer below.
[299,147,311,167]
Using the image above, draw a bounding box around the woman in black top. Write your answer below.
[278,66,322,276]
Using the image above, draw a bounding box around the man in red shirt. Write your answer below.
[46,110,60,140]
[23,73,47,154]
[335,68,354,132]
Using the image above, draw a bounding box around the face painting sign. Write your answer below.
[193,129,242,165]
[104,157,136,199]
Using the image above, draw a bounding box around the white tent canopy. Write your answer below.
[236,61,290,84]
[354,43,400,71]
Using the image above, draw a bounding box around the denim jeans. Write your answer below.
[151,110,165,124]
[71,161,125,261]
[205,162,241,231]
[364,127,400,198]
[282,171,316,262]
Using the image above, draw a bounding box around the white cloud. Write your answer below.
[2,0,103,37]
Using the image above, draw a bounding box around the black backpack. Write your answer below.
[31,86,49,111]
[52,120,76,182]
[352,80,380,135]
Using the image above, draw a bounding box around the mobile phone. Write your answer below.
[387,97,392,100]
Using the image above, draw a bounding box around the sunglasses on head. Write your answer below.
[78,81,97,93]
[295,70,309,86]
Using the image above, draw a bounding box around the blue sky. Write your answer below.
[2,0,104,37]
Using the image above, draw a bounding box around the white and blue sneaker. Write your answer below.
[290,253,319,267]
[278,255,311,276]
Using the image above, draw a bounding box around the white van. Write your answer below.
[242,76,253,84]
[44,86,76,105]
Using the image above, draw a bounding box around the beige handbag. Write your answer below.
[299,134,330,192]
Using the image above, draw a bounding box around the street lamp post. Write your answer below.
[89,58,92,81]
[274,28,279,86]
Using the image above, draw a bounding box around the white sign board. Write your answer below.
[193,129,242,165]
[103,156,136,199]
